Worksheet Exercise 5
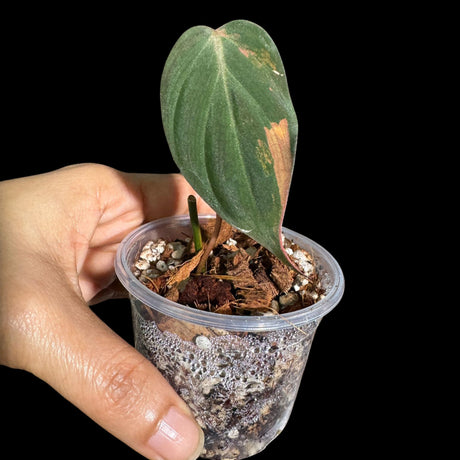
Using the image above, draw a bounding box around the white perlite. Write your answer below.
[135,239,186,275]
[135,239,166,270]
[282,234,314,277]
[291,249,315,277]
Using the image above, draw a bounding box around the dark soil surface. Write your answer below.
[133,219,325,316]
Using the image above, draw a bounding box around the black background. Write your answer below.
[1,5,398,459]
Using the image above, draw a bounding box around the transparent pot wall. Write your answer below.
[115,216,344,460]
[133,299,317,458]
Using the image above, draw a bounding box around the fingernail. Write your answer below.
[148,407,204,460]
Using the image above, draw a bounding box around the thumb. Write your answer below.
[26,294,204,460]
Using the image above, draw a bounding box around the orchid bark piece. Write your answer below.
[161,20,298,268]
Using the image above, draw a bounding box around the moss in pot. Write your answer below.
[115,20,344,460]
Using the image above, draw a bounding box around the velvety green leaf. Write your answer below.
[161,20,298,267]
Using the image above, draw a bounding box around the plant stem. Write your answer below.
[187,195,203,252]
[197,214,222,274]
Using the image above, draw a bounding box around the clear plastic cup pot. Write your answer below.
[115,215,344,459]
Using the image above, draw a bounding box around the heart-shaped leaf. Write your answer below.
[161,20,298,267]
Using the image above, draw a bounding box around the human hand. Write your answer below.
[0,164,213,460]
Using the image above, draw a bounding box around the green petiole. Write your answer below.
[187,195,203,252]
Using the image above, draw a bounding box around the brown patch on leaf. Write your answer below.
[239,47,252,58]
[264,119,293,206]
[213,27,229,38]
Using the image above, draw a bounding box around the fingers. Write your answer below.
[22,289,204,460]
[88,278,129,305]
[128,172,214,220]
[1,165,211,459]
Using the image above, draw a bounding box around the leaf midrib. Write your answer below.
[207,32,261,229]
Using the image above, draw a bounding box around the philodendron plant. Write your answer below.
[161,19,298,270]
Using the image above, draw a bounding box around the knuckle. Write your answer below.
[95,352,149,415]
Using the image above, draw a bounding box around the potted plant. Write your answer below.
[115,20,344,460]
